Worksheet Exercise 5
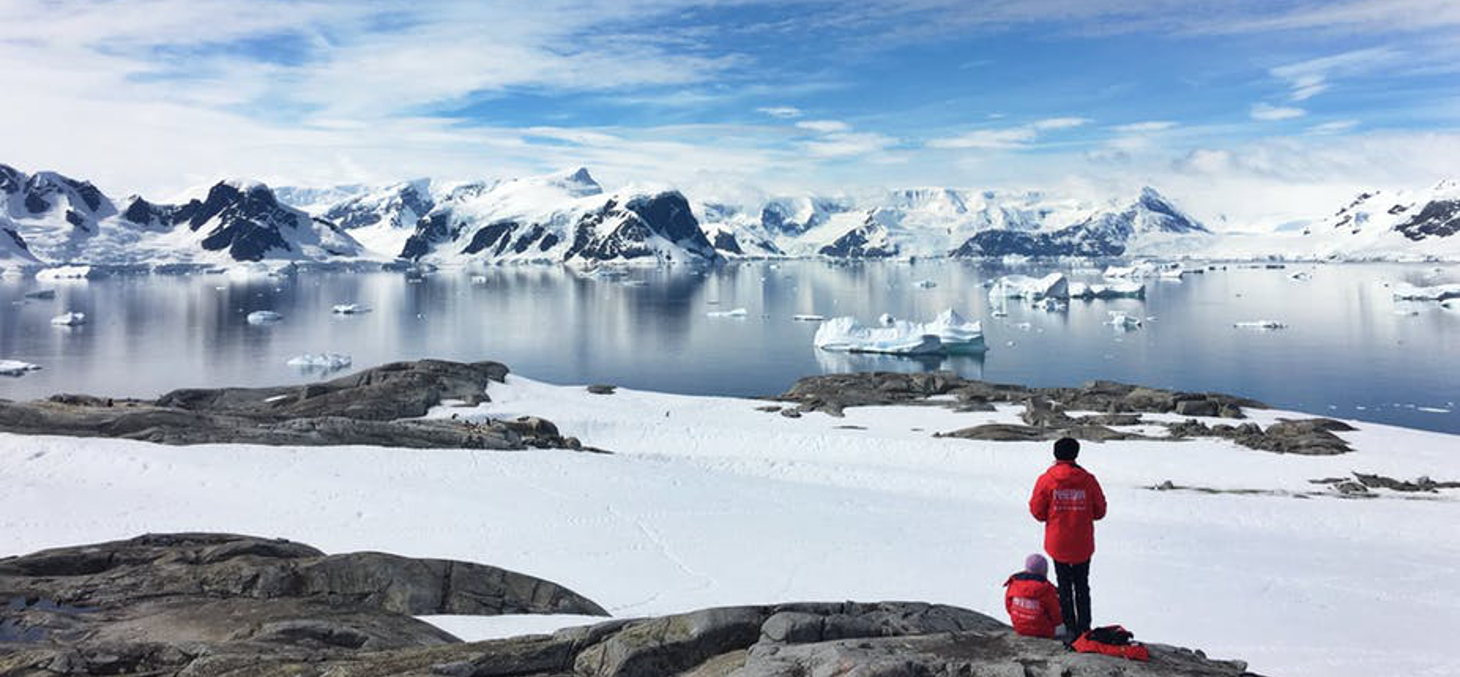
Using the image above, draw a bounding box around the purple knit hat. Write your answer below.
[1024,553,1048,577]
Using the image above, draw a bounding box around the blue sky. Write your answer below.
[2,0,1459,225]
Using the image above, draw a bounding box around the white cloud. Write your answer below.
[795,120,852,133]
[1250,103,1306,121]
[928,117,1089,149]
[1112,120,1177,133]
[1268,47,1400,102]
[1308,120,1360,134]
[757,106,805,119]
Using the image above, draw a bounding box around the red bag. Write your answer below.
[1071,625,1150,662]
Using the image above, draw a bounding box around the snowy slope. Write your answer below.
[1294,180,1460,260]
[951,187,1210,258]
[0,215,42,271]
[399,168,720,265]
[2,376,1456,677]
[282,179,435,258]
[0,163,122,262]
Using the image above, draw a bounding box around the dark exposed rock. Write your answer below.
[0,360,587,450]
[587,385,617,395]
[0,533,607,676]
[816,213,897,258]
[1166,418,1354,455]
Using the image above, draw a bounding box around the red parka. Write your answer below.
[1003,572,1062,638]
[1030,460,1107,563]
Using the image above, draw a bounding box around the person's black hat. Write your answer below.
[1053,437,1080,461]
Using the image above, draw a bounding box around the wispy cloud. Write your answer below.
[1251,103,1306,121]
[1269,47,1400,101]
[1112,121,1177,133]
[795,120,851,133]
[928,117,1090,149]
[758,106,804,119]
[1308,120,1360,134]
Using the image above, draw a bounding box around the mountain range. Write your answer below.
[3,161,1458,272]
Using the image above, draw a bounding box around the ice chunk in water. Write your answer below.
[987,273,1068,300]
[331,303,371,315]
[0,360,41,376]
[706,308,748,318]
[50,311,86,326]
[286,353,352,371]
[246,310,283,325]
[815,308,985,356]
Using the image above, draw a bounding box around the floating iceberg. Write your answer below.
[792,314,825,322]
[0,360,41,376]
[987,273,1068,301]
[22,289,56,300]
[1107,311,1142,330]
[286,353,352,371]
[246,310,283,325]
[1156,263,1185,279]
[1288,271,1312,281]
[331,303,371,315]
[1391,283,1460,302]
[706,308,748,318]
[470,275,489,285]
[878,313,895,326]
[913,279,938,289]
[1234,320,1287,330]
[36,265,93,281]
[1070,280,1145,299]
[815,308,985,356]
[50,311,86,326]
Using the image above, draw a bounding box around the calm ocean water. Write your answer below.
[2,261,1457,433]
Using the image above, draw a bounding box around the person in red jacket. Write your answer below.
[1029,437,1106,638]
[1003,553,1062,638]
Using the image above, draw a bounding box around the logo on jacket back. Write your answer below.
[1011,597,1042,611]
[1053,488,1088,512]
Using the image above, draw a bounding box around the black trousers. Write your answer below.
[1054,559,1091,634]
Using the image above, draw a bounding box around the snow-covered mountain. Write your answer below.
[1303,180,1460,259]
[0,216,41,270]
[298,179,436,257]
[950,187,1209,258]
[0,163,366,267]
[395,168,719,265]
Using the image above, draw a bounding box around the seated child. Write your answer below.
[1003,553,1063,638]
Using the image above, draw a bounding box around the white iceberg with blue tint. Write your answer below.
[36,265,94,281]
[1070,280,1145,299]
[987,273,1068,301]
[246,310,283,325]
[706,307,748,318]
[331,303,371,315]
[1107,311,1142,330]
[1391,283,1460,301]
[1234,320,1287,330]
[815,308,984,356]
[50,311,86,326]
[0,360,41,376]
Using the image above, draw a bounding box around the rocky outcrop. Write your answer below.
[0,537,1260,677]
[774,371,1355,454]
[0,360,589,450]
[0,533,606,675]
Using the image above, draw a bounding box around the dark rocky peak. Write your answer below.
[0,164,23,194]
[1396,198,1460,241]
[1133,186,1207,233]
[175,181,294,232]
[817,212,897,258]
[622,190,703,244]
[563,191,718,263]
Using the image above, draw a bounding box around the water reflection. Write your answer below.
[0,261,1457,433]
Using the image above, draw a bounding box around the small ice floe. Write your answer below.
[1032,297,1066,312]
[707,308,748,318]
[470,275,488,285]
[23,289,56,300]
[1107,311,1142,330]
[1156,263,1185,279]
[0,360,41,376]
[987,273,1068,301]
[50,311,86,326]
[246,310,283,324]
[1391,283,1460,302]
[36,265,93,281]
[331,303,371,315]
[286,353,352,371]
[878,313,895,326]
[913,279,938,289]
[1417,406,1452,414]
[792,314,825,322]
[1289,271,1312,281]
[815,308,985,356]
[1234,320,1286,330]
